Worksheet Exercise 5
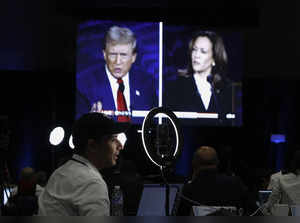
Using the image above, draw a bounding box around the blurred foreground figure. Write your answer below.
[38,113,129,216]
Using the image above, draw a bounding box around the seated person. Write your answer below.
[17,167,37,197]
[38,113,129,216]
[176,146,256,216]
[262,150,300,215]
[5,167,38,216]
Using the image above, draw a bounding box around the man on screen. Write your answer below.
[76,26,157,123]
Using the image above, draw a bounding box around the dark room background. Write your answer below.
[1,1,300,187]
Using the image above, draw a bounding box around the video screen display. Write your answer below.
[75,20,160,124]
[75,20,242,126]
[163,24,243,126]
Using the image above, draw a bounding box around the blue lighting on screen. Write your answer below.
[270,134,286,144]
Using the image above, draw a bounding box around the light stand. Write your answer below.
[157,165,168,216]
[141,107,183,216]
[160,163,172,216]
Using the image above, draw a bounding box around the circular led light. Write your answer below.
[69,134,74,149]
[117,133,127,147]
[49,127,65,146]
[141,107,183,168]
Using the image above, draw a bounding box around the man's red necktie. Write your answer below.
[117,78,130,122]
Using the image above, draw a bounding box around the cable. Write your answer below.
[250,204,265,216]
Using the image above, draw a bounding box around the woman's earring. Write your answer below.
[212,62,215,67]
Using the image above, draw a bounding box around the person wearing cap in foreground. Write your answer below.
[38,113,130,216]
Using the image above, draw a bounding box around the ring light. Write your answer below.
[141,107,183,168]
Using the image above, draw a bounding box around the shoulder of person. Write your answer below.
[215,74,232,89]
[178,74,193,80]
[280,172,298,182]
[219,173,245,185]
[224,77,234,89]
[130,67,154,78]
[181,181,194,196]
[77,65,102,81]
[172,75,193,86]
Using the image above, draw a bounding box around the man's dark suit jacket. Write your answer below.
[76,66,157,123]
[164,75,233,126]
[176,168,256,216]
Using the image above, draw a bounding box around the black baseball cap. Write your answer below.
[72,112,130,149]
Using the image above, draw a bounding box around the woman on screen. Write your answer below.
[164,30,233,125]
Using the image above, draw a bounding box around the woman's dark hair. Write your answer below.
[186,30,228,78]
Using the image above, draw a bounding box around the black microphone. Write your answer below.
[207,74,222,89]
[207,74,213,84]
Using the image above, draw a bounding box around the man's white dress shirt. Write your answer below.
[106,65,130,111]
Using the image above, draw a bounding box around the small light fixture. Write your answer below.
[69,134,74,149]
[49,126,65,146]
[117,133,127,147]
[270,134,286,144]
